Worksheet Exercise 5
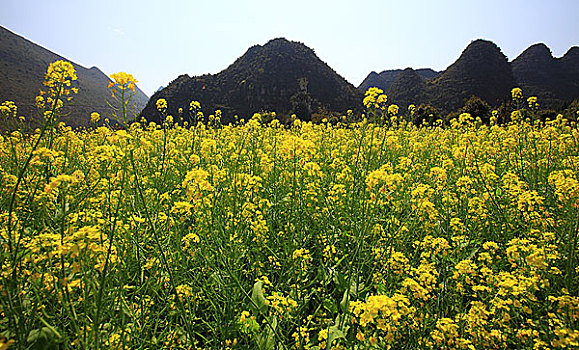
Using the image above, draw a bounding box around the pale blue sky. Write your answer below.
[2,0,578,96]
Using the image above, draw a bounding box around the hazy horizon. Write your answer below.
[2,0,578,96]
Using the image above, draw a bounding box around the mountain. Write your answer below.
[0,25,148,129]
[358,72,386,93]
[426,39,516,112]
[561,47,579,98]
[140,38,363,123]
[361,40,579,114]
[387,68,429,108]
[358,68,439,92]
[512,43,579,106]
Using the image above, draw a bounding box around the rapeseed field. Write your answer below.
[1,61,578,349]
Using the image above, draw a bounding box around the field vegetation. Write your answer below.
[0,61,578,349]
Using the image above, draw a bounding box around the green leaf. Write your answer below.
[327,325,346,348]
[251,280,268,313]
[339,290,349,312]
[27,327,60,350]
[333,273,348,291]
[257,316,277,350]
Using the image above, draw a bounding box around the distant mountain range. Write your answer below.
[140,38,362,123]
[146,38,578,123]
[512,43,579,106]
[360,39,579,113]
[0,26,148,129]
[1,25,577,127]
[358,68,440,93]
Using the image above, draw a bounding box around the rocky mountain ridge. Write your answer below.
[140,38,363,123]
[0,25,149,129]
[358,68,440,93]
[361,39,579,113]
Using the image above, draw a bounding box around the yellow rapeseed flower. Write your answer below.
[44,60,77,88]
[363,87,387,109]
[511,87,523,100]
[0,101,17,119]
[527,96,539,109]
[175,284,194,299]
[156,98,168,112]
[90,112,100,123]
[109,72,138,92]
[190,100,201,111]
[35,96,45,109]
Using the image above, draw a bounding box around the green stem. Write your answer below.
[92,165,126,348]
[128,148,196,345]
[567,208,579,291]
[3,83,64,345]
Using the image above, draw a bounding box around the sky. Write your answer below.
[2,0,578,97]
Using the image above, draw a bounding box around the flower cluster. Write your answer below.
[109,72,138,92]
[44,60,77,88]
[1,67,578,349]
